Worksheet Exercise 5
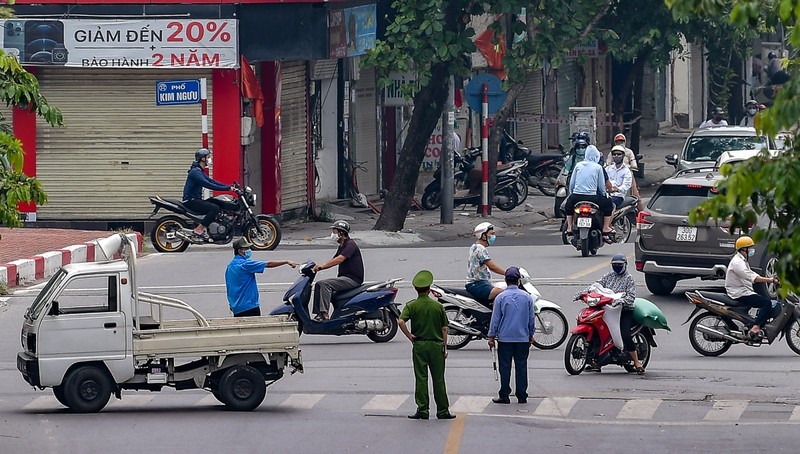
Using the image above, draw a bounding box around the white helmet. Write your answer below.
[474,222,494,239]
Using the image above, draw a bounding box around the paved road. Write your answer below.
[2,243,799,453]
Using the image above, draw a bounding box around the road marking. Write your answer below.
[791,406,800,421]
[568,252,635,279]
[534,397,578,417]
[279,393,325,409]
[443,413,467,454]
[23,396,59,411]
[362,394,409,411]
[703,400,748,421]
[193,394,220,407]
[450,395,492,414]
[108,395,153,408]
[617,399,662,419]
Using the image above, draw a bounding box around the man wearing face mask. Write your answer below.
[311,220,364,321]
[225,237,299,317]
[605,145,633,208]
[740,100,759,126]
[183,148,235,239]
[465,222,507,304]
[725,236,779,337]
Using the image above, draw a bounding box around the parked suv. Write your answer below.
[665,126,775,172]
[634,168,776,296]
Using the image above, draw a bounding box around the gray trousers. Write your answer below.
[313,276,360,315]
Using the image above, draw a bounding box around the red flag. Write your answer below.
[475,29,506,79]
[241,56,265,127]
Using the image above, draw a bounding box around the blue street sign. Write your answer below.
[156,79,201,106]
[465,73,506,115]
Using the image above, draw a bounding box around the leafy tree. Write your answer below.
[670,0,799,294]
[0,5,63,228]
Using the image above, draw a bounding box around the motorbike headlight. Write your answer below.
[586,296,600,307]
[248,193,257,206]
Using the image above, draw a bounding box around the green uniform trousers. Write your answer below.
[412,340,450,417]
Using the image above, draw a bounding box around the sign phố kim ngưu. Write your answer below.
[0,19,238,69]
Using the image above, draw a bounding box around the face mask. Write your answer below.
[487,234,496,245]
[612,155,624,165]
[330,232,339,241]
[747,108,757,116]
[612,265,625,274]
[575,147,586,157]
[748,248,756,257]
[243,250,252,259]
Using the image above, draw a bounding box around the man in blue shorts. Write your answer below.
[465,222,507,304]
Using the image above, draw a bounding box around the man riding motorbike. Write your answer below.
[564,145,615,243]
[575,254,644,374]
[725,236,780,337]
[466,222,507,304]
[311,220,364,321]
[605,146,633,209]
[182,148,235,239]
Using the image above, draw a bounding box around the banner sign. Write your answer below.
[0,19,239,69]
[328,4,376,58]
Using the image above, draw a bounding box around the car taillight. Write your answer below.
[687,184,702,188]
[636,211,654,230]
[635,261,644,271]
[27,333,36,354]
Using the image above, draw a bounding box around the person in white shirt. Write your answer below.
[605,145,633,208]
[699,107,729,128]
[725,236,779,336]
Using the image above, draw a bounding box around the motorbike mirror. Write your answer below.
[665,154,678,166]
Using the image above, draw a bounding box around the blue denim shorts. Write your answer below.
[466,280,494,300]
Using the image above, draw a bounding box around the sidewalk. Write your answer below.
[0,130,687,290]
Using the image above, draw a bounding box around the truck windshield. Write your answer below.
[26,269,67,320]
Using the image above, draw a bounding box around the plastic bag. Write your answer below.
[633,298,671,331]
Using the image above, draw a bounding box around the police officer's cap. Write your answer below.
[412,270,434,288]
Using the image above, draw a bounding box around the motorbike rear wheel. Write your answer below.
[366,309,398,343]
[246,215,281,251]
[564,333,589,375]
[785,319,800,355]
[421,187,442,210]
[580,237,590,257]
[515,179,529,206]
[495,187,519,212]
[445,307,473,350]
[150,215,190,253]
[689,313,734,356]
[612,213,634,244]
[537,165,561,197]
[532,308,569,350]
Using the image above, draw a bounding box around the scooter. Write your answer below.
[564,289,661,375]
[566,201,608,257]
[559,196,638,246]
[502,130,565,197]
[431,268,569,350]
[269,262,403,343]
[422,158,528,212]
[682,290,800,356]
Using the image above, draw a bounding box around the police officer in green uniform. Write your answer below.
[399,270,456,420]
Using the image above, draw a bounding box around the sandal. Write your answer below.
[602,231,615,244]
[635,366,645,375]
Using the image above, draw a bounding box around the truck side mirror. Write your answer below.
[48,301,60,316]
[665,154,678,166]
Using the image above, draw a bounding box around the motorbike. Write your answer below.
[269,262,403,342]
[430,268,569,350]
[682,290,800,356]
[559,196,638,247]
[148,183,281,253]
[564,289,660,375]
[420,147,480,210]
[502,130,565,197]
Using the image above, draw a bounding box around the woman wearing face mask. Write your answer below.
[740,100,759,126]
[725,236,779,337]
[465,222,507,305]
[225,237,298,317]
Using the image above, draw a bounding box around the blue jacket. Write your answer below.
[225,255,268,315]
[488,285,536,342]
[183,162,230,201]
[569,146,607,197]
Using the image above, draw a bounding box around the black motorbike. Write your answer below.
[502,130,565,197]
[148,183,281,253]
[559,196,638,246]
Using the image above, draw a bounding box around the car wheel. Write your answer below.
[644,273,676,296]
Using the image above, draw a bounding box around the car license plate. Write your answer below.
[676,226,697,242]
[577,217,592,228]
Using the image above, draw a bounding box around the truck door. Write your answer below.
[38,274,128,365]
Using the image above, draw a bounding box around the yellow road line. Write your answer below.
[443,413,467,454]
[567,252,635,280]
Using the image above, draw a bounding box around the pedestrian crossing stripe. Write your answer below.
[534,397,578,417]
[617,398,661,419]
[450,396,492,413]
[279,393,324,409]
[362,394,409,412]
[703,400,748,421]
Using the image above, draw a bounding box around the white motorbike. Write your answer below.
[430,268,569,350]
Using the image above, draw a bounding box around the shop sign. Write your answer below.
[328,4,376,58]
[156,79,201,106]
[384,72,418,107]
[0,19,238,68]
[567,39,601,58]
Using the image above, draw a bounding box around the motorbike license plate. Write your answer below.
[676,226,697,242]
[576,217,592,228]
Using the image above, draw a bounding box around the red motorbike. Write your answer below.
[564,291,657,375]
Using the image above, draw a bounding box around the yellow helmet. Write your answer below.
[735,236,755,250]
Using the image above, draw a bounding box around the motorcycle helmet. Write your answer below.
[611,254,627,274]
[473,222,494,239]
[195,148,211,162]
[330,220,351,235]
[745,100,758,108]
[578,131,591,143]
[574,139,588,159]
[735,236,755,251]
[614,133,626,143]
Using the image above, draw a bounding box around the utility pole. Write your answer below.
[440,76,455,224]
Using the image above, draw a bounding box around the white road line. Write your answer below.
[22,396,60,411]
[703,400,749,421]
[108,395,154,407]
[362,394,409,411]
[450,395,492,414]
[617,399,662,420]
[791,406,800,421]
[193,394,220,407]
[533,397,578,417]
[279,393,325,410]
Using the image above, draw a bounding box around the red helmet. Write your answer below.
[614,133,626,142]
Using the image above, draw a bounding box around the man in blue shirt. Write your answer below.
[564,145,615,243]
[225,237,298,317]
[488,267,536,404]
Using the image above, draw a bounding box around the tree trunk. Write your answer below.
[612,47,652,146]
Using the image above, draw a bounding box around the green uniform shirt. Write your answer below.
[400,295,448,342]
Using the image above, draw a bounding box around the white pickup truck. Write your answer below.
[17,233,302,413]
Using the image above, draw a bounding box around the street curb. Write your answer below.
[0,232,142,289]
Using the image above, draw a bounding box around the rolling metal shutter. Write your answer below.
[353,68,377,194]
[280,61,309,211]
[515,72,543,151]
[557,61,578,145]
[35,69,213,220]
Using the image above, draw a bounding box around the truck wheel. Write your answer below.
[219,365,267,411]
[52,385,69,407]
[63,366,112,413]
